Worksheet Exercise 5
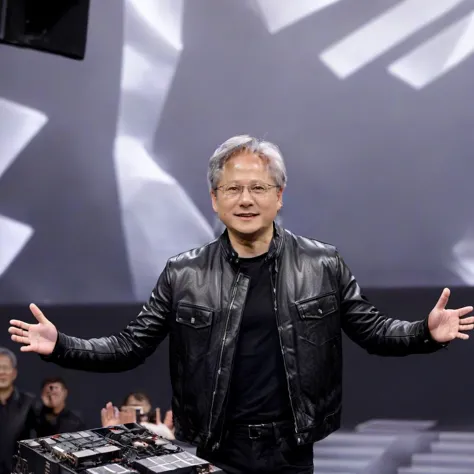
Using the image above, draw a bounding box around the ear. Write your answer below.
[277,187,284,210]
[12,368,17,383]
[210,189,218,213]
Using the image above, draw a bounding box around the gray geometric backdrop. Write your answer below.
[0,0,473,303]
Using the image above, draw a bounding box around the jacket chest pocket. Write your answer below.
[175,302,214,357]
[296,292,339,345]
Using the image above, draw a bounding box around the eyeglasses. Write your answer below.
[216,182,279,198]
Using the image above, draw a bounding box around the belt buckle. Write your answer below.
[248,424,265,440]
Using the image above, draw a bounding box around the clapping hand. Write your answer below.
[101,402,137,427]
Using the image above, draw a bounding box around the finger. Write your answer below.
[9,320,30,330]
[156,407,162,424]
[460,316,474,324]
[458,306,474,318]
[11,334,30,345]
[9,327,28,337]
[164,410,173,429]
[20,345,35,352]
[101,408,107,425]
[106,402,114,419]
[459,324,474,331]
[29,303,47,323]
[457,332,469,340]
[435,288,450,310]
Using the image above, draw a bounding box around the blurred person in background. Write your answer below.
[122,391,153,422]
[36,377,85,437]
[101,391,174,439]
[0,347,39,474]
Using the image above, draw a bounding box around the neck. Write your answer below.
[0,386,14,405]
[228,225,274,258]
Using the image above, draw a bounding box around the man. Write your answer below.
[0,347,39,474]
[8,135,474,474]
[36,377,85,437]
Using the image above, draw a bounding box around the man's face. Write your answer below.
[42,382,68,409]
[211,152,283,239]
[0,355,17,390]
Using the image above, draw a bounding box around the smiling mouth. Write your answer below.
[235,213,259,218]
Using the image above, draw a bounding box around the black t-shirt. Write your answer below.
[225,253,292,424]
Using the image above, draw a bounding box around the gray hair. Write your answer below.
[207,135,287,190]
[0,347,17,368]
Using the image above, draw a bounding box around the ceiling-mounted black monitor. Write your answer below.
[0,0,90,60]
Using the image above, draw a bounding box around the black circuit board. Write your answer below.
[14,424,213,474]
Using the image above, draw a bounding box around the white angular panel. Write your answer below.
[0,98,46,276]
[118,43,180,147]
[115,1,216,299]
[0,98,48,178]
[451,230,474,285]
[0,215,34,276]
[115,136,214,301]
[320,0,464,79]
[128,0,183,51]
[389,12,474,89]
[253,0,341,34]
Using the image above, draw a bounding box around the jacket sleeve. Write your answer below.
[41,261,173,372]
[337,252,447,356]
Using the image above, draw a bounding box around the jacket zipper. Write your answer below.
[207,271,241,448]
[270,260,300,439]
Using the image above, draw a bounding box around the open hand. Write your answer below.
[428,288,474,343]
[9,304,58,355]
[140,407,175,439]
[101,402,137,427]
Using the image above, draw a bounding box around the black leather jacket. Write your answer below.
[45,225,444,450]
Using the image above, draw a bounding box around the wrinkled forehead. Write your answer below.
[221,152,272,178]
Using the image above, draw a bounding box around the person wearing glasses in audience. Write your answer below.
[8,135,474,473]
[0,347,40,474]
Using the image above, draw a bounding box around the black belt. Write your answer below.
[225,420,294,440]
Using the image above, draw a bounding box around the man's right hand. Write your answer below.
[9,304,58,355]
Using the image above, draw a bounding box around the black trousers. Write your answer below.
[197,421,314,474]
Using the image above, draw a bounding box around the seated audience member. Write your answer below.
[0,347,39,474]
[122,391,153,422]
[36,377,85,436]
[101,391,174,439]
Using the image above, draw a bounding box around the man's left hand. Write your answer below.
[428,288,474,343]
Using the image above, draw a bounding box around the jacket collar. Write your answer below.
[219,222,285,264]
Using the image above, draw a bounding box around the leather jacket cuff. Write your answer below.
[421,317,449,350]
[40,332,67,362]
